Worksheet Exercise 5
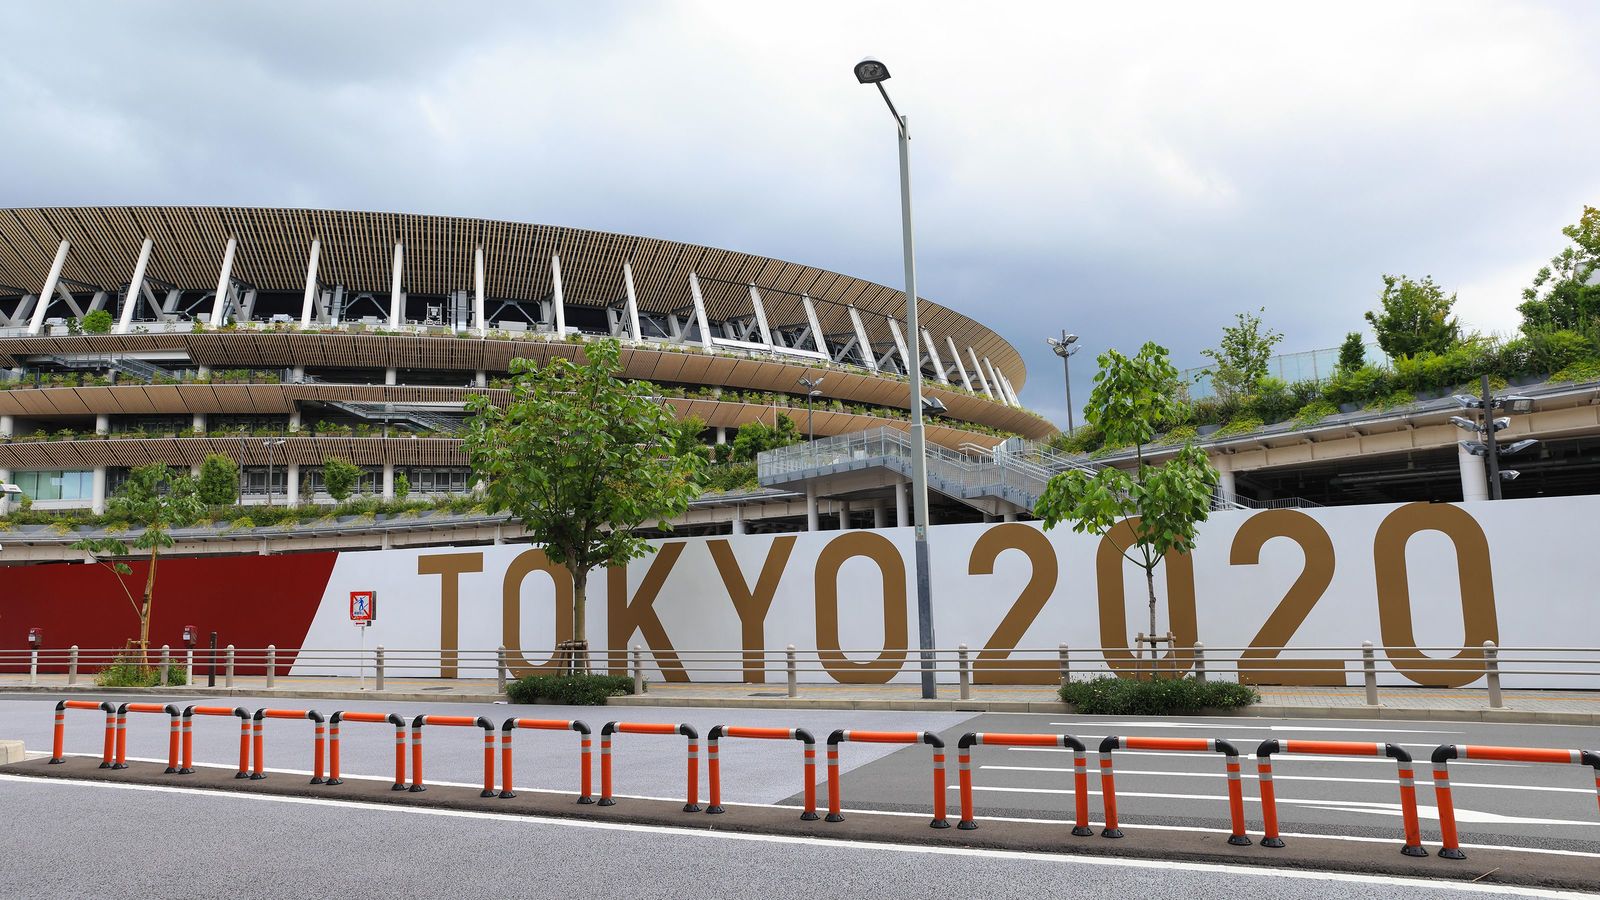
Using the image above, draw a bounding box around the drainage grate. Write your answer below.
[747,691,787,698]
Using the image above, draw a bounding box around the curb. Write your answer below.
[0,740,23,765]
[3,685,1595,726]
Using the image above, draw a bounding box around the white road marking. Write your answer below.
[0,774,1588,899]
[1009,747,1523,766]
[982,764,1598,795]
[956,784,1600,827]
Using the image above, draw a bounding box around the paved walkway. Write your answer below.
[4,672,1598,723]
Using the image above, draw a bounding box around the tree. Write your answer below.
[1336,331,1366,374]
[1034,342,1218,652]
[1518,206,1600,332]
[1200,309,1281,401]
[322,457,360,501]
[462,339,702,651]
[196,453,239,506]
[80,309,114,334]
[71,464,205,663]
[393,472,411,501]
[1364,275,1460,358]
[729,415,800,462]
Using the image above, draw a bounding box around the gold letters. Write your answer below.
[607,543,688,681]
[1095,519,1198,677]
[1373,503,1499,687]
[709,536,797,683]
[814,532,908,684]
[967,524,1058,684]
[501,547,574,678]
[1229,510,1341,685]
[417,552,484,679]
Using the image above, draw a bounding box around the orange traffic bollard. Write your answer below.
[598,722,700,811]
[498,718,592,802]
[49,700,116,767]
[958,732,1091,836]
[1099,735,1249,845]
[1256,739,1425,856]
[825,730,947,828]
[704,725,817,819]
[1431,744,1600,860]
[409,715,496,797]
[180,706,251,777]
[250,709,327,783]
[327,711,407,790]
[114,703,182,773]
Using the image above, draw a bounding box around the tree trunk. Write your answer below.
[1145,566,1158,666]
[572,566,588,645]
[140,547,160,668]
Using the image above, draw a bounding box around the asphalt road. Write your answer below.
[3,693,1598,897]
[0,774,1590,900]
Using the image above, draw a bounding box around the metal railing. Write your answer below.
[5,641,1596,709]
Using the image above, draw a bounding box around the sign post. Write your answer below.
[350,591,376,690]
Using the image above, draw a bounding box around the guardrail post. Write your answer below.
[375,645,385,691]
[159,645,171,687]
[225,644,236,688]
[1483,641,1503,709]
[631,645,643,695]
[68,645,79,685]
[957,644,971,700]
[29,648,38,685]
[265,645,276,688]
[786,644,798,698]
[497,646,508,693]
[1362,641,1378,706]
[1058,643,1070,685]
[1193,641,1207,683]
[185,647,194,685]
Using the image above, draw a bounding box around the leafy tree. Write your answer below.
[1034,342,1218,648]
[196,453,239,506]
[1200,309,1281,401]
[322,457,360,501]
[729,415,800,462]
[669,415,712,461]
[393,472,410,501]
[80,309,114,334]
[71,465,205,662]
[1336,332,1366,373]
[1365,275,1460,358]
[462,339,702,649]
[1518,206,1600,332]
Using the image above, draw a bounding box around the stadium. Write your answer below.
[0,205,1050,524]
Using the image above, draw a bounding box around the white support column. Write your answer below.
[849,306,877,372]
[385,367,397,386]
[802,295,828,357]
[1213,456,1237,505]
[0,467,10,515]
[714,427,726,445]
[382,462,395,500]
[688,272,713,349]
[91,467,107,515]
[388,242,404,328]
[288,408,301,432]
[1458,443,1489,502]
[473,245,487,336]
[838,500,851,530]
[550,254,567,336]
[95,414,109,436]
[117,238,154,334]
[298,238,321,329]
[921,329,948,384]
[895,481,909,527]
[1000,372,1020,407]
[192,413,206,434]
[0,415,12,439]
[747,284,774,347]
[872,501,887,529]
[621,261,644,341]
[730,506,745,535]
[286,463,300,506]
[886,317,911,373]
[1003,512,1018,523]
[946,336,972,391]
[982,358,1005,404]
[475,370,486,388]
[28,240,71,334]
[968,348,994,399]
[211,237,238,327]
[805,484,819,532]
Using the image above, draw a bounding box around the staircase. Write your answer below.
[37,354,175,382]
[320,400,466,434]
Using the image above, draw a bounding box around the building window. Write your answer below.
[13,470,94,501]
[397,467,472,494]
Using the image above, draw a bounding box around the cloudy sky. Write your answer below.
[4,1,1597,425]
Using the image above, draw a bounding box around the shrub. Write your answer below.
[322,456,360,501]
[1243,377,1297,423]
[1214,415,1263,438]
[1293,399,1338,428]
[95,653,189,688]
[1059,675,1257,715]
[197,453,239,506]
[394,472,411,501]
[505,673,636,705]
[1551,358,1600,384]
[1525,328,1593,374]
[1323,364,1391,406]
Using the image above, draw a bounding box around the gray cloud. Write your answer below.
[3,0,1597,427]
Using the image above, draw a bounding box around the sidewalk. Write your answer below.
[3,672,1598,724]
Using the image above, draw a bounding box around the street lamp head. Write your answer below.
[921,396,948,416]
[1501,396,1535,415]
[853,57,890,84]
[1501,439,1539,456]
[1447,416,1477,431]
[1452,394,1483,409]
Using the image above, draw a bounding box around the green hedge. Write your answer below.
[95,658,189,688]
[505,673,636,705]
[1059,676,1256,715]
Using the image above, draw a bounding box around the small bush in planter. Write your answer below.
[505,673,636,705]
[1059,675,1257,715]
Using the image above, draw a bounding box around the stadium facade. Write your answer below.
[0,206,1050,516]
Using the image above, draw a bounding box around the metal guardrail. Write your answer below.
[5,641,1592,708]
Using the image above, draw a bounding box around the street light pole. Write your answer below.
[1046,331,1081,434]
[1479,374,1502,502]
[798,375,824,443]
[262,439,286,507]
[856,57,937,699]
